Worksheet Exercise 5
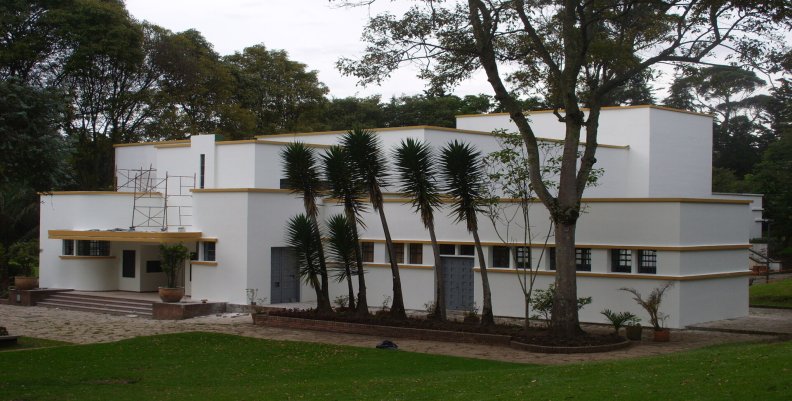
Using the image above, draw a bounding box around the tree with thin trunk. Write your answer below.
[342,128,407,319]
[337,0,781,339]
[285,214,324,305]
[440,140,494,326]
[393,138,446,320]
[281,142,332,315]
[322,145,370,315]
[326,213,358,311]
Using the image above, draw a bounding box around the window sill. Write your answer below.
[59,255,115,260]
[191,261,218,267]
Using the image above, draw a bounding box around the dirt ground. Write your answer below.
[1,304,782,365]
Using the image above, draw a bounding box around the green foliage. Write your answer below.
[439,140,485,232]
[530,284,592,328]
[600,309,638,335]
[341,128,388,210]
[285,213,322,290]
[321,145,367,224]
[281,142,323,218]
[7,240,39,277]
[225,44,328,135]
[325,213,357,283]
[620,282,674,330]
[158,243,189,288]
[393,138,442,229]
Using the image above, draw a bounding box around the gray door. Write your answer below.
[271,247,300,303]
[442,256,474,310]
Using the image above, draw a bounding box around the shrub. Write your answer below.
[600,309,637,335]
[530,284,592,328]
[620,282,673,330]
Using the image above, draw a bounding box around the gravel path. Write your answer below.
[0,304,778,365]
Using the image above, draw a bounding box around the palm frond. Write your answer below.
[341,128,388,210]
[285,213,322,289]
[325,213,358,282]
[321,145,368,227]
[440,140,485,232]
[281,142,322,217]
[393,138,441,229]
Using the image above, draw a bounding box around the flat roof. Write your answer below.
[49,229,206,243]
[454,105,712,118]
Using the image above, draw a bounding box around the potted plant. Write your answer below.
[600,309,636,337]
[620,282,673,342]
[624,316,643,341]
[8,241,40,291]
[158,243,190,303]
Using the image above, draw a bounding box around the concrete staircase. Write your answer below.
[37,293,154,317]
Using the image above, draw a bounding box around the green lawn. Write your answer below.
[0,332,790,400]
[750,278,792,308]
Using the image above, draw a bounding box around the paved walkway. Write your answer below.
[1,304,783,365]
[688,307,792,335]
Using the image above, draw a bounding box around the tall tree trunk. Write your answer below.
[428,224,446,321]
[472,229,494,326]
[378,205,407,319]
[307,214,332,315]
[347,208,369,316]
[343,262,356,311]
[550,221,582,337]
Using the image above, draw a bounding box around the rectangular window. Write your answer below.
[146,260,162,273]
[389,243,405,264]
[548,248,556,270]
[576,248,592,271]
[515,247,531,269]
[199,154,206,189]
[611,249,632,273]
[76,240,110,256]
[408,243,422,264]
[62,240,74,256]
[438,244,456,255]
[203,242,216,261]
[638,250,657,274]
[361,242,374,263]
[492,246,510,268]
[459,245,475,256]
[122,250,135,278]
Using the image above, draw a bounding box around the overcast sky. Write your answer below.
[124,0,494,99]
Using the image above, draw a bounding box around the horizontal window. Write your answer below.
[575,248,592,272]
[459,245,475,256]
[638,250,657,274]
[409,243,422,264]
[611,249,632,273]
[438,244,456,255]
[77,240,110,257]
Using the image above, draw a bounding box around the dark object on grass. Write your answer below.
[376,340,398,350]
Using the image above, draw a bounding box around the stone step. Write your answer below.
[46,294,154,308]
[48,293,155,306]
[40,298,153,313]
[37,301,153,316]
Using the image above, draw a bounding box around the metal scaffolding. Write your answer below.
[116,167,196,230]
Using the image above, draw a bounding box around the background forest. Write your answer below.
[1,0,790,285]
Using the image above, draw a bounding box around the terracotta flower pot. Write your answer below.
[158,287,185,303]
[625,325,643,341]
[653,328,670,342]
[14,276,38,291]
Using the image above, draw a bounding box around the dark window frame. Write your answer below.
[492,246,510,268]
[459,244,475,256]
[575,248,592,272]
[62,240,74,256]
[408,243,423,264]
[76,240,110,257]
[548,248,556,270]
[611,249,632,273]
[438,244,456,255]
[361,242,374,263]
[514,246,531,269]
[638,250,657,274]
[389,243,405,264]
[203,242,216,261]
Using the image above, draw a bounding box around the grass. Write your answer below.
[750,278,792,308]
[0,336,72,352]
[0,332,790,400]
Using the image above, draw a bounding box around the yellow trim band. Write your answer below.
[49,230,202,243]
[358,238,750,251]
[191,261,218,267]
[477,268,751,281]
[455,105,712,118]
[59,256,116,260]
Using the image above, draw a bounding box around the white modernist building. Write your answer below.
[39,105,761,328]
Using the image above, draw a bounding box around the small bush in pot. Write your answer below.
[600,309,637,337]
[624,316,643,341]
[8,240,40,290]
[620,282,673,342]
[158,243,190,302]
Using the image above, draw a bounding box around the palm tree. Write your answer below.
[326,213,358,311]
[285,214,324,304]
[393,138,446,320]
[322,145,369,315]
[440,140,495,326]
[281,142,332,314]
[342,128,407,319]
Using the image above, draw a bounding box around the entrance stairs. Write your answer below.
[37,292,154,317]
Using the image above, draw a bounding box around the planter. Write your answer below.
[13,276,38,291]
[158,287,185,303]
[653,328,670,342]
[625,325,643,341]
